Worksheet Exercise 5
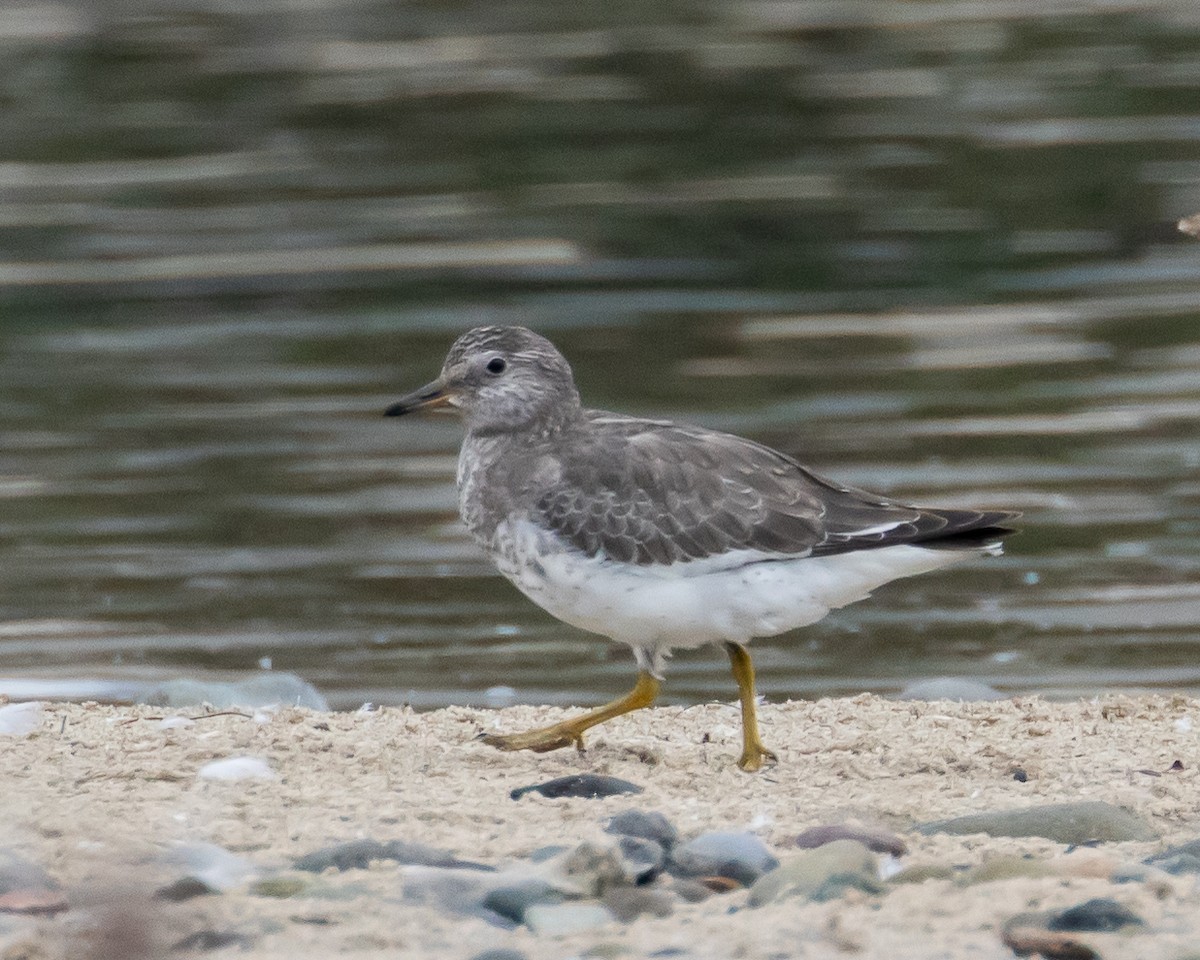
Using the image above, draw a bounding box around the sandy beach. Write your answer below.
[3,694,1199,959]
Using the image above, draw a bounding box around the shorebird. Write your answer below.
[386,326,1017,771]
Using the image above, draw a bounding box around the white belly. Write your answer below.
[489,518,986,670]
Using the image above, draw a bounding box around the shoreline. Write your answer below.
[3,695,1198,959]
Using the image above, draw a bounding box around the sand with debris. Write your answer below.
[3,695,1199,959]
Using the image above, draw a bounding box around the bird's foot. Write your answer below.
[478,724,585,754]
[736,744,778,774]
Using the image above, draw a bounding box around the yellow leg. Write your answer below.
[480,671,660,754]
[725,642,778,773]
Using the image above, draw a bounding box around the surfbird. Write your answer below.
[386,326,1018,772]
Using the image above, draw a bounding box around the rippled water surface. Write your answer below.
[1,1,1199,710]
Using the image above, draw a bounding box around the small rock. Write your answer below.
[528,845,569,863]
[896,677,1004,701]
[0,702,43,736]
[0,850,59,896]
[793,824,906,857]
[510,774,643,800]
[294,839,490,873]
[605,810,678,851]
[917,801,1156,844]
[482,880,565,924]
[469,951,528,960]
[0,888,69,915]
[524,903,614,936]
[549,841,636,896]
[748,839,880,907]
[172,930,255,952]
[164,844,257,892]
[251,876,309,899]
[401,866,502,920]
[154,877,217,902]
[198,756,275,782]
[1047,898,1144,933]
[669,832,778,886]
[1146,852,1200,875]
[1000,924,1098,960]
[669,878,715,902]
[960,855,1055,886]
[1146,839,1200,875]
[601,887,675,922]
[616,836,665,883]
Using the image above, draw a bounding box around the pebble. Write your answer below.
[197,756,275,781]
[748,839,880,907]
[154,877,217,902]
[605,810,679,850]
[251,876,310,899]
[524,903,614,936]
[294,839,492,873]
[668,831,778,886]
[960,855,1055,886]
[548,841,637,896]
[1145,838,1200,875]
[793,824,906,856]
[0,850,59,896]
[482,879,565,924]
[165,843,258,892]
[469,951,528,960]
[510,774,643,800]
[615,836,666,883]
[0,701,43,736]
[172,930,256,951]
[602,887,675,922]
[917,801,1156,844]
[1047,897,1144,932]
[1000,921,1098,960]
[896,677,1005,701]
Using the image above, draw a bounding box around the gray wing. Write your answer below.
[526,415,1017,566]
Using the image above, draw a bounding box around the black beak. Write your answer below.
[384,379,454,417]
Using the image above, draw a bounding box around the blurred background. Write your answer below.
[1,0,1199,712]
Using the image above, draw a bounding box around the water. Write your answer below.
[1,1,1199,710]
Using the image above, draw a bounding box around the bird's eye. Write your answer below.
[485,357,507,375]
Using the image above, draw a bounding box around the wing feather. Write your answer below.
[521,414,1017,565]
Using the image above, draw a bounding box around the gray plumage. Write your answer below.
[389,325,1017,568]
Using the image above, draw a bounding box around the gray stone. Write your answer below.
[601,886,675,922]
[524,903,614,936]
[1146,839,1200,874]
[897,677,1005,701]
[669,831,778,886]
[1146,852,1200,876]
[748,839,881,907]
[959,855,1054,886]
[294,838,491,873]
[547,841,636,897]
[483,880,565,924]
[917,802,1155,844]
[1047,897,1144,932]
[616,836,665,883]
[510,774,642,800]
[400,866,506,920]
[469,951,528,960]
[793,824,906,856]
[604,810,679,851]
[0,850,58,895]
